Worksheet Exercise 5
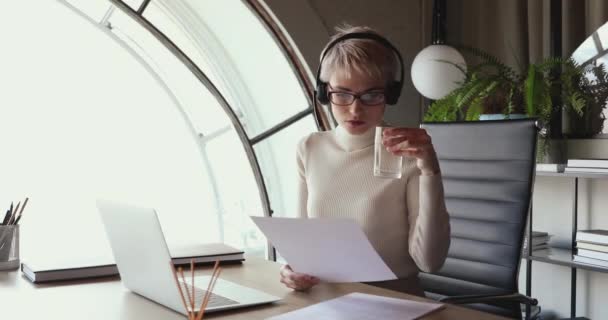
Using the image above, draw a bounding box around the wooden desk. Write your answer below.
[1,257,508,319]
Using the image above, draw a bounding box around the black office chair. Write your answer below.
[420,119,539,319]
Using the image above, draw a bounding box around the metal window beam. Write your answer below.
[137,0,152,15]
[107,1,274,257]
[250,107,313,145]
[243,0,332,131]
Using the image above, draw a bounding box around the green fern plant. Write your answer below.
[560,60,608,137]
[424,46,527,122]
[424,48,608,140]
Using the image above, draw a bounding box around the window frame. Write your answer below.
[108,0,327,260]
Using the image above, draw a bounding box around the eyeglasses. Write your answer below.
[327,89,386,106]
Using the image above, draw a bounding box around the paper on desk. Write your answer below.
[250,217,397,282]
[267,292,444,320]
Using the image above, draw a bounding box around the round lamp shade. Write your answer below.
[411,44,466,100]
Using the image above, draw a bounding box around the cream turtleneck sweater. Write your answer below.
[296,125,450,291]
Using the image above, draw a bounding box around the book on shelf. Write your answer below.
[536,163,566,172]
[531,231,548,237]
[576,241,608,253]
[567,158,608,169]
[573,255,608,268]
[576,248,608,261]
[21,242,244,283]
[168,243,244,265]
[522,244,549,253]
[565,167,608,174]
[522,231,551,253]
[576,230,608,245]
[523,237,549,248]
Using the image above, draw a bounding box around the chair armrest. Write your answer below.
[439,293,538,306]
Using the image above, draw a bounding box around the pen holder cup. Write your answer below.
[0,225,19,271]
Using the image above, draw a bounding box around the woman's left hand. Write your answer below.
[382,127,440,176]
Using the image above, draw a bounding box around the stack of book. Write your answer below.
[522,231,550,253]
[535,163,566,173]
[574,230,608,268]
[565,158,608,173]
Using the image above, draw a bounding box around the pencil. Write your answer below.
[196,260,221,320]
[8,201,20,225]
[199,267,221,320]
[191,260,195,317]
[1,210,10,225]
[11,197,29,225]
[11,201,21,221]
[196,262,218,320]
[169,262,190,317]
[7,203,13,224]
[179,267,194,320]
[19,198,29,215]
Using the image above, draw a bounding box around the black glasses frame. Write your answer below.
[327,90,386,106]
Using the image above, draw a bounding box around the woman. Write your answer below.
[279,25,450,296]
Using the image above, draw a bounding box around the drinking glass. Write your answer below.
[374,126,403,179]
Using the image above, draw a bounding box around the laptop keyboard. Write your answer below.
[180,282,239,309]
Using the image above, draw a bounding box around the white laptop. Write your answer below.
[96,199,280,315]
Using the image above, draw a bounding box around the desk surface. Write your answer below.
[1,257,508,319]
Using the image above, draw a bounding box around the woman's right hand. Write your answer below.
[279,264,320,291]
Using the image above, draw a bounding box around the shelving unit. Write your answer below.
[525,248,608,274]
[524,170,608,320]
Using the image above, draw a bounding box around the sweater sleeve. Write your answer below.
[295,137,309,218]
[406,172,451,273]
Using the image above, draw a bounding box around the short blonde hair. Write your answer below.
[319,25,398,85]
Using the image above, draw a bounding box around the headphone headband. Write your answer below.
[314,32,404,105]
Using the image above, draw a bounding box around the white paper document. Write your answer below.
[250,217,397,282]
[267,292,444,320]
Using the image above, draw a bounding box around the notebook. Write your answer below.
[21,242,244,283]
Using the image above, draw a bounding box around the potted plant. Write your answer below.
[423,48,608,162]
[423,47,553,121]
[558,59,608,138]
[522,58,608,161]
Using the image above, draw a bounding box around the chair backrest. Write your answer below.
[419,120,537,313]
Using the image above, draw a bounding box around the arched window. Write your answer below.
[0,0,324,264]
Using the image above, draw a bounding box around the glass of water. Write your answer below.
[374,126,403,179]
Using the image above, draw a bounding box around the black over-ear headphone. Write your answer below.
[314,32,405,105]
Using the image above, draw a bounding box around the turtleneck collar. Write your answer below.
[334,125,375,152]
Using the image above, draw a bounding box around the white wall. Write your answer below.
[263,0,430,127]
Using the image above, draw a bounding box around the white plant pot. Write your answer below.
[479,114,527,120]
